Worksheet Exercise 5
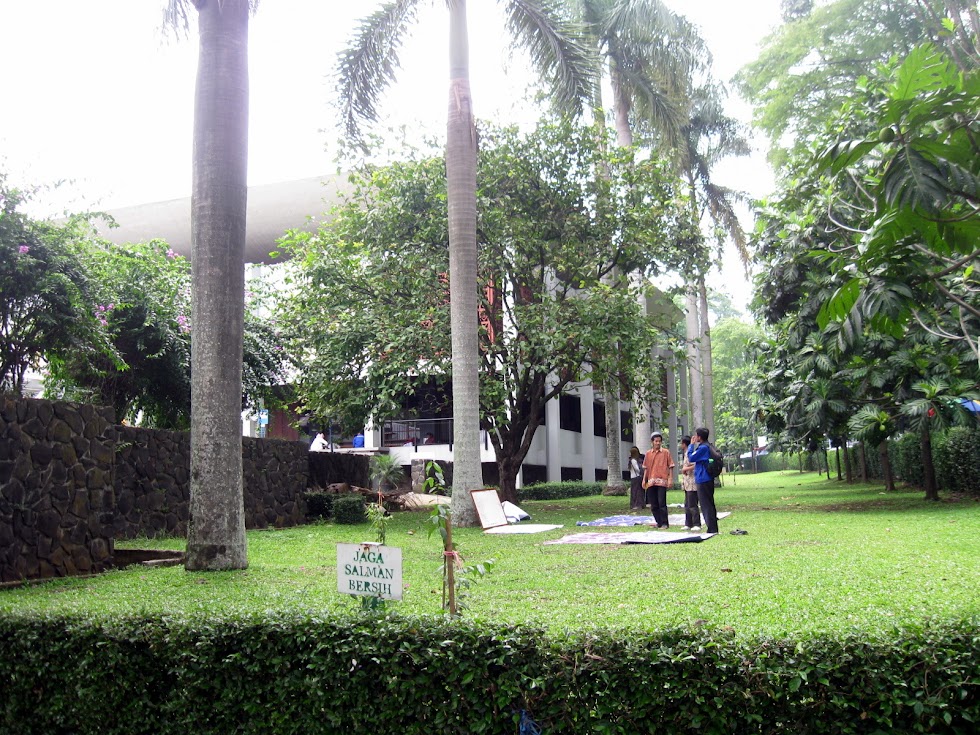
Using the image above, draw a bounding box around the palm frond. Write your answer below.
[617,64,684,145]
[336,0,424,141]
[161,0,260,39]
[704,181,749,263]
[504,0,598,117]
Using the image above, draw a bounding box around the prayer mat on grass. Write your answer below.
[544,532,716,545]
[576,512,730,527]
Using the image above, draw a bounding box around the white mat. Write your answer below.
[485,524,564,534]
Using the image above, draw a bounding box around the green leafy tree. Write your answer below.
[816,44,980,354]
[337,0,595,526]
[737,0,975,166]
[899,376,980,500]
[0,177,102,395]
[570,0,706,491]
[278,119,693,502]
[46,239,193,428]
[45,238,289,429]
[674,83,751,433]
[709,317,764,455]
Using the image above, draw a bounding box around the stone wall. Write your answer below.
[113,428,312,538]
[241,436,309,530]
[308,451,370,490]
[0,397,115,583]
[2,396,370,582]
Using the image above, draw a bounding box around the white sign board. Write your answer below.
[337,543,403,601]
[471,489,508,529]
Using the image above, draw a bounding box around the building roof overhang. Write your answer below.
[90,173,350,264]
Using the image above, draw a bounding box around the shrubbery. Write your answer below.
[303,491,334,520]
[931,427,980,496]
[0,613,976,735]
[516,481,604,501]
[891,432,925,488]
[332,493,367,524]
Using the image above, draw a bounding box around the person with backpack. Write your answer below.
[686,427,720,534]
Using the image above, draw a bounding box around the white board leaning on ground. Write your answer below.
[470,489,563,534]
[337,542,403,601]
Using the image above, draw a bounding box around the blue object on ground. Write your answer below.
[519,710,542,735]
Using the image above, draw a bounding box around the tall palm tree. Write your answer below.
[577,0,703,149]
[337,0,594,525]
[674,82,750,436]
[574,0,704,490]
[165,0,257,570]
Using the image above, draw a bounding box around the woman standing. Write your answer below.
[628,446,644,510]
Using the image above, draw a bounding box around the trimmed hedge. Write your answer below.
[516,481,605,501]
[932,427,980,496]
[892,432,926,488]
[0,613,977,735]
[333,494,367,524]
[303,491,334,520]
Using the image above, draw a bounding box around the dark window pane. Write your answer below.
[559,394,581,433]
[593,402,606,437]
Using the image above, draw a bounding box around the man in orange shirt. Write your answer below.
[642,432,674,528]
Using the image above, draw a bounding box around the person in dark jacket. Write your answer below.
[686,427,719,534]
[628,446,644,510]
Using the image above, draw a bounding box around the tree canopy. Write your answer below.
[745,25,979,497]
[0,178,102,396]
[277,119,696,501]
[737,0,977,166]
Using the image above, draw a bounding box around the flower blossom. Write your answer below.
[18,244,30,254]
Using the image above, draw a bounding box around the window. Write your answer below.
[593,402,606,437]
[521,464,547,485]
[559,394,582,433]
[561,466,583,481]
[620,411,634,443]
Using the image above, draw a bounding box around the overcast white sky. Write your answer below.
[0,0,783,311]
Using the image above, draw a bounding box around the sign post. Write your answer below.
[337,542,403,601]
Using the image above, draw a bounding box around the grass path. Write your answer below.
[2,471,977,638]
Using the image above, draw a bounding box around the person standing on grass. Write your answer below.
[687,427,719,534]
[679,435,700,532]
[642,432,674,528]
[628,446,644,510]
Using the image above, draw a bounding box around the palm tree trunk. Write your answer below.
[595,68,627,495]
[685,287,703,429]
[446,0,480,526]
[603,389,625,493]
[697,278,714,433]
[843,440,853,482]
[185,0,249,572]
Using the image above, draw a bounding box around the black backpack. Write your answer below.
[707,444,724,478]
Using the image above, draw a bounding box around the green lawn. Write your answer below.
[2,471,978,638]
